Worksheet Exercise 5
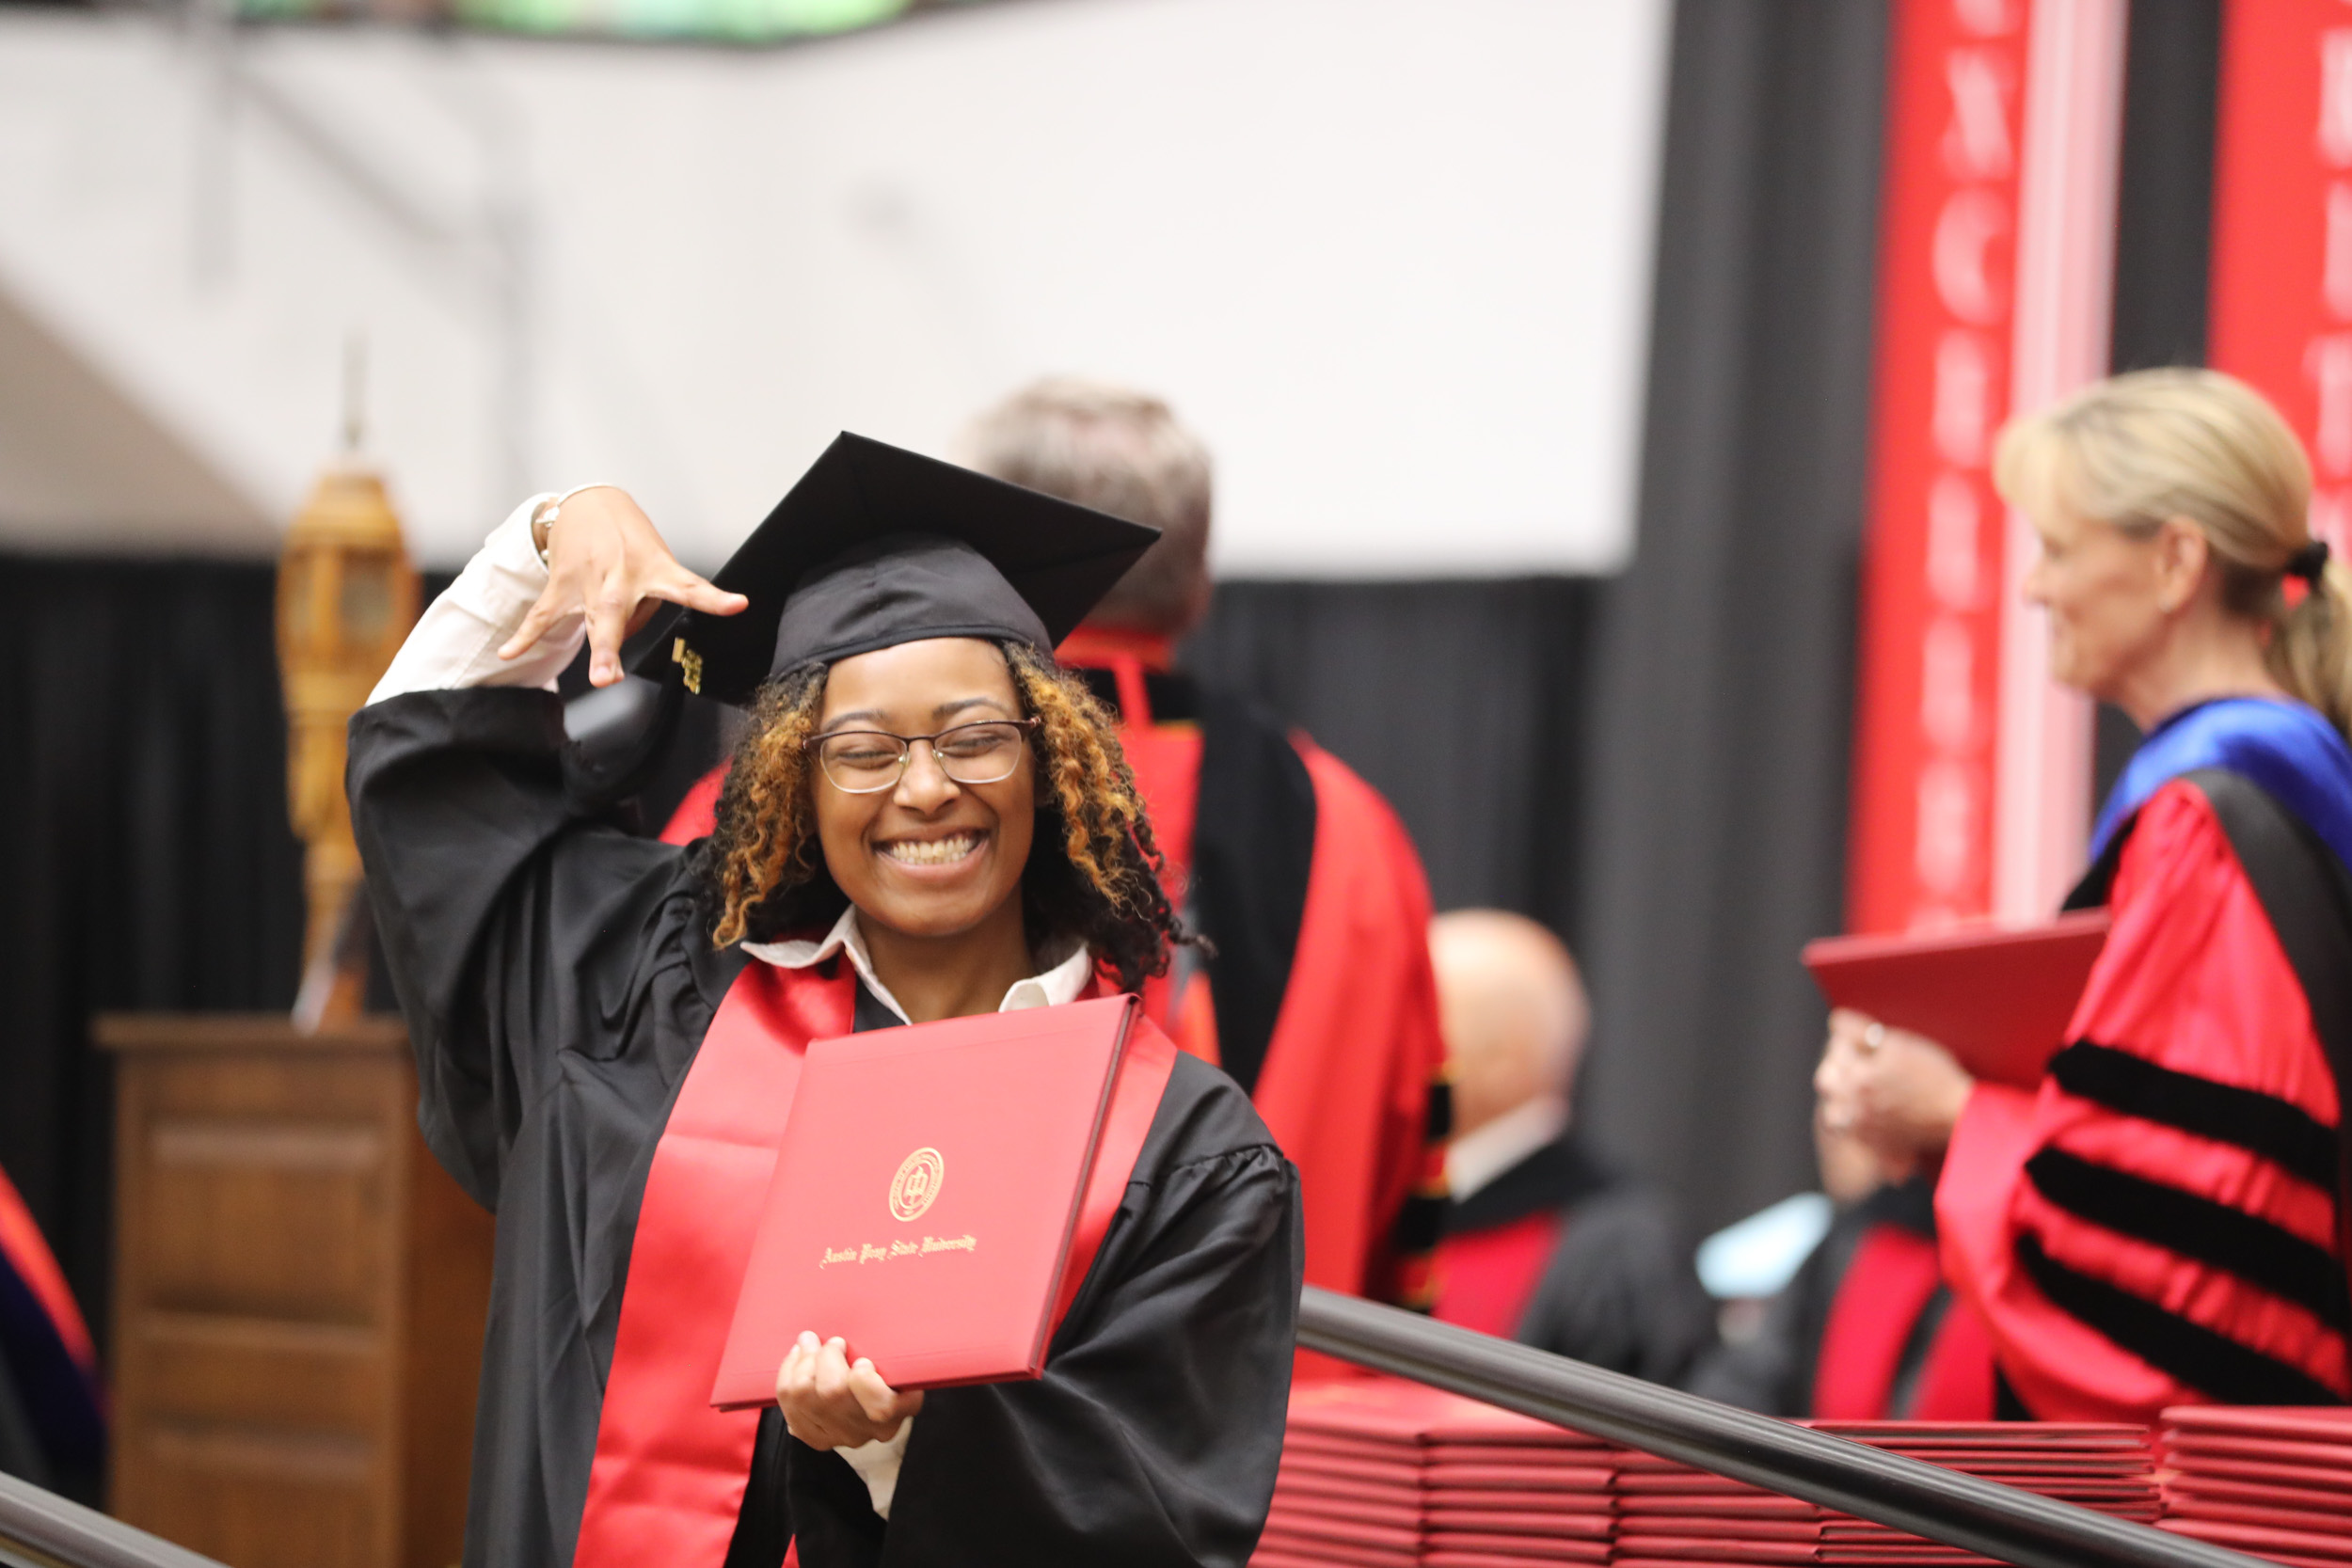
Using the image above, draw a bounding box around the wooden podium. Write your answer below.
[96,1013,492,1568]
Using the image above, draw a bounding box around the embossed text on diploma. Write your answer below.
[818,1233,979,1268]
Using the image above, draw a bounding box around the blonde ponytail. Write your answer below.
[2274,551,2352,738]
[1994,367,2352,737]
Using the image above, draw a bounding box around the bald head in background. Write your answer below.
[1430,910,1589,1140]
[1424,911,1712,1379]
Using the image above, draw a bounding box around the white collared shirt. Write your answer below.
[742,905,1094,1022]
[1446,1095,1570,1204]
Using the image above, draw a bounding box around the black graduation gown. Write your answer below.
[348,686,1303,1568]
[0,1345,49,1489]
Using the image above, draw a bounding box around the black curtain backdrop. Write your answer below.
[2094,0,2224,804]
[1562,0,1886,1234]
[0,557,306,1346]
[1181,579,1602,936]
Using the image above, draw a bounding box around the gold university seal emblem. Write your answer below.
[889,1147,945,1222]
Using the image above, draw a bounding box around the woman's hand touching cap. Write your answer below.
[500,486,748,687]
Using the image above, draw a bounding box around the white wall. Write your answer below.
[0,0,1670,573]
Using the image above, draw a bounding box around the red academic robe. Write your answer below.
[995,629,1450,1313]
[1810,1212,1995,1420]
[1938,778,2351,1420]
[661,630,1450,1314]
[0,1164,103,1482]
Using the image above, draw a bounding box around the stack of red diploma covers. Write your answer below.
[2155,1405,2352,1567]
[1617,1421,2155,1567]
[708,995,1138,1404]
[1251,1377,1616,1568]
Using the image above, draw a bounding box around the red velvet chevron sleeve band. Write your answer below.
[1938,780,2349,1421]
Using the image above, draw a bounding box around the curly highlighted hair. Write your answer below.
[701,641,1187,990]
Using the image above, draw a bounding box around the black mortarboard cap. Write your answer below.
[635,433,1158,706]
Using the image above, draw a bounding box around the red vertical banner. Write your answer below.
[1850,0,2121,934]
[2211,1,2352,550]
[1850,0,2033,934]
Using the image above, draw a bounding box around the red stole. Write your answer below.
[570,959,1178,1568]
[1431,1212,1564,1339]
[1813,1223,1994,1420]
[1057,631,1214,1060]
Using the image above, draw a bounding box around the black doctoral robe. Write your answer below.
[1442,1134,1715,1386]
[349,685,1303,1568]
[1687,1180,1994,1420]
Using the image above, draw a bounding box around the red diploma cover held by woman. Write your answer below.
[576,974,1177,1566]
[709,994,1165,1403]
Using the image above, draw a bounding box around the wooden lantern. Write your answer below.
[278,465,420,1006]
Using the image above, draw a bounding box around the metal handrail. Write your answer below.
[0,1291,2281,1568]
[1298,1286,2274,1568]
[0,1473,228,1568]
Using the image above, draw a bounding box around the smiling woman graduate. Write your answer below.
[350,435,1304,1568]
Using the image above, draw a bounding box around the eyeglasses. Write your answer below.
[805,719,1041,794]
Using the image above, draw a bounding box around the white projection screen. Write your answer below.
[0,0,1673,572]
[517,0,1674,577]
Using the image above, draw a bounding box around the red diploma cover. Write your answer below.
[710,993,1140,1405]
[1802,911,2111,1088]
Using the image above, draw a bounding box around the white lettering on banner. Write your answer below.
[1921,619,1980,752]
[2328,182,2352,321]
[2317,28,2352,555]
[1927,472,1987,609]
[1932,189,2012,324]
[1955,0,2018,39]
[1915,759,1980,903]
[2307,332,2352,476]
[1854,0,2058,932]
[1894,0,2029,929]
[1944,51,2018,179]
[1934,329,1996,467]
[2321,30,2352,166]
[2315,489,2352,554]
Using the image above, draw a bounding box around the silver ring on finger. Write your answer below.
[1860,1022,1886,1055]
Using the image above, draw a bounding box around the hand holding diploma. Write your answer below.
[775,1331,924,1451]
[1814,1008,1975,1180]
